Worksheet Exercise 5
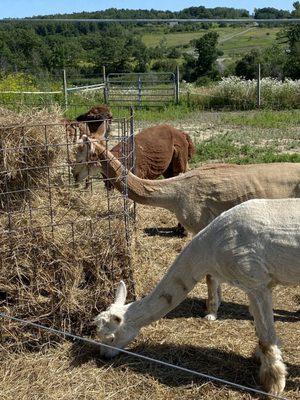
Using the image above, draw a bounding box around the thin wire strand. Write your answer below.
[1,18,299,23]
[0,312,287,400]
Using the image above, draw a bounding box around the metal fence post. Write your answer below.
[103,65,108,104]
[257,63,261,108]
[137,76,142,109]
[63,69,68,111]
[129,106,136,223]
[63,68,68,110]
[175,65,180,104]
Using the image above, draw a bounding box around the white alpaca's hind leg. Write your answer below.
[248,290,287,395]
[205,275,221,321]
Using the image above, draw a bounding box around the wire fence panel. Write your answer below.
[0,114,136,349]
[106,72,177,107]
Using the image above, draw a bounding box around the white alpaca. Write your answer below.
[93,198,300,395]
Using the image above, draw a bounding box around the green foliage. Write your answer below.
[152,59,177,72]
[183,32,220,82]
[235,44,289,80]
[235,50,261,79]
[254,7,291,19]
[282,24,300,79]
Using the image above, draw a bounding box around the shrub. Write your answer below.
[187,77,300,110]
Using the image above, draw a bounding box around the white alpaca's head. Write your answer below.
[93,281,140,359]
[72,135,101,184]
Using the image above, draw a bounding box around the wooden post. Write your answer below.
[257,63,261,108]
[175,65,180,104]
[63,68,68,111]
[103,66,108,104]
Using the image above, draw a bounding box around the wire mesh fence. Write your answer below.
[0,113,136,349]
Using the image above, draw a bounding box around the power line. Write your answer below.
[0,18,300,23]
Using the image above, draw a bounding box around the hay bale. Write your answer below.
[0,106,68,210]
[0,108,135,350]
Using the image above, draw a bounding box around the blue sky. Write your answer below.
[0,1,295,19]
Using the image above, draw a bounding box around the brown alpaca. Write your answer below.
[62,105,113,144]
[103,124,195,190]
[74,124,195,233]
[76,105,112,138]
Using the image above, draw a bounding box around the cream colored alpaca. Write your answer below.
[93,198,300,396]
[73,136,300,320]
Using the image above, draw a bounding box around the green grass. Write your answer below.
[220,110,300,128]
[142,26,281,62]
[191,134,300,165]
[219,27,280,59]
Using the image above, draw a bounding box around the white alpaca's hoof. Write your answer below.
[260,367,286,395]
[259,345,287,395]
[204,313,217,321]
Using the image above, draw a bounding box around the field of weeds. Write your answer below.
[0,109,299,399]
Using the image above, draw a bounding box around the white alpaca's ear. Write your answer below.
[92,314,102,326]
[114,281,127,305]
[82,134,89,143]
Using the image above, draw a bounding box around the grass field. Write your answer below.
[142,26,281,61]
[0,108,299,399]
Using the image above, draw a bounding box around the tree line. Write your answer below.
[0,5,299,83]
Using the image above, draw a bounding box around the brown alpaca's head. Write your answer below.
[76,105,113,135]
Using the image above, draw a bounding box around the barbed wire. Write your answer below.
[0,312,288,400]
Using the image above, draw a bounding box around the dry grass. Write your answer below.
[0,111,299,399]
[0,107,135,350]
[0,206,299,399]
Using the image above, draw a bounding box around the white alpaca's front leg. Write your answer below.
[248,290,287,395]
[205,275,221,321]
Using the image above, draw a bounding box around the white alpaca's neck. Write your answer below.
[126,229,212,328]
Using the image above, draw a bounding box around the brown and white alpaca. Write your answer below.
[93,198,300,395]
[72,136,300,320]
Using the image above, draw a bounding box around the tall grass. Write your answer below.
[186,77,300,110]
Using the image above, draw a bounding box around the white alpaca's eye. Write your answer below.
[112,315,122,324]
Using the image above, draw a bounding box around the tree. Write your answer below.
[235,46,288,80]
[183,32,220,81]
[283,24,300,79]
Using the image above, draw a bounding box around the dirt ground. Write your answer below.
[0,204,299,400]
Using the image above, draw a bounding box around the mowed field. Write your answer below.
[1,110,299,400]
[142,26,281,61]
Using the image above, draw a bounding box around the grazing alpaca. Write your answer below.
[93,198,300,395]
[73,136,300,320]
